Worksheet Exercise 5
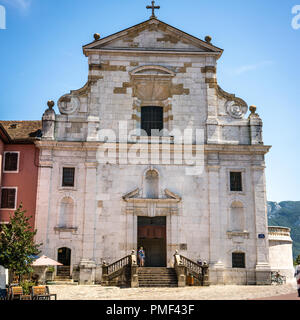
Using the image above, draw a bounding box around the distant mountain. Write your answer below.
[267,201,300,261]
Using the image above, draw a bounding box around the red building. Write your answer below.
[0,121,41,229]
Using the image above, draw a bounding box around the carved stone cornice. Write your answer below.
[123,198,180,204]
[54,226,78,234]
[85,162,98,169]
[39,160,53,168]
[205,144,271,155]
[35,141,272,155]
[227,231,250,239]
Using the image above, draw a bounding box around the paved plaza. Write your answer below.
[47,283,299,300]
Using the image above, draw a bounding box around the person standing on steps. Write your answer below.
[138,247,145,267]
[295,264,300,297]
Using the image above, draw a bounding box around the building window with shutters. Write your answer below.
[230,171,243,192]
[62,168,75,187]
[3,152,19,173]
[141,106,163,136]
[232,252,246,268]
[0,188,17,210]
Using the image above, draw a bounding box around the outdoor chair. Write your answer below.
[31,285,57,300]
[10,286,24,300]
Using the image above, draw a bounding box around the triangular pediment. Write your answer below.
[83,19,223,56]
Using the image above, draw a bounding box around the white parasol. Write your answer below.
[31,255,63,266]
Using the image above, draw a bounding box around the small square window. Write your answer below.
[62,168,75,187]
[1,188,16,209]
[4,152,19,172]
[230,172,242,192]
[232,252,245,268]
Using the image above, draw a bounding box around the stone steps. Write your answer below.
[55,275,72,280]
[138,267,178,287]
[48,280,78,285]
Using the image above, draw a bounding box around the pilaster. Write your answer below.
[81,161,98,260]
[208,163,225,283]
[251,164,271,284]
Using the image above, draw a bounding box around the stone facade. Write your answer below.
[34,18,294,285]
[268,227,295,283]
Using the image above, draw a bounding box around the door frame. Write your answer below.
[137,216,167,267]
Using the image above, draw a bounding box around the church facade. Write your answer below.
[34,15,294,285]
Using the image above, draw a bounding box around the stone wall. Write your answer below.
[268,227,295,282]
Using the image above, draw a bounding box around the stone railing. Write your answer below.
[101,250,138,287]
[106,255,130,275]
[268,226,291,237]
[173,250,209,287]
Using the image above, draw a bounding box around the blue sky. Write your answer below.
[0,0,299,202]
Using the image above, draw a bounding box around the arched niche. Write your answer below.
[144,169,159,199]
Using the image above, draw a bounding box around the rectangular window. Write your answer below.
[232,252,245,268]
[141,106,163,136]
[1,188,16,209]
[62,168,75,187]
[230,172,242,192]
[4,152,19,172]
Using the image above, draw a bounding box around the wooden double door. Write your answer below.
[137,216,166,267]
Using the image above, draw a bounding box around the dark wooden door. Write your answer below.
[57,247,71,276]
[57,247,71,266]
[138,217,166,267]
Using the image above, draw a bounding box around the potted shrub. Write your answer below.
[20,280,35,295]
[46,266,55,282]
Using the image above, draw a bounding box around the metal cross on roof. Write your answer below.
[146,1,160,19]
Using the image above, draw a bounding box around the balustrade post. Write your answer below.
[174,250,186,287]
[130,250,139,288]
[101,261,109,286]
[202,262,210,286]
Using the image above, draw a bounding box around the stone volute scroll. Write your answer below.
[226,100,248,119]
[58,94,80,115]
[215,86,248,119]
[164,189,182,201]
[122,188,141,201]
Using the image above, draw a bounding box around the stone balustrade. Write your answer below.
[268,226,292,243]
[268,226,291,237]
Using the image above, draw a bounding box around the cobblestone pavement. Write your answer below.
[47,283,298,300]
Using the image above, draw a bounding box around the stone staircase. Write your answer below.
[138,267,178,287]
[52,266,74,284]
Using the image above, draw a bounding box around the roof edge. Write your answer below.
[83,18,223,57]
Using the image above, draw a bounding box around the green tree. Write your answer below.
[0,204,41,282]
[296,255,300,265]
